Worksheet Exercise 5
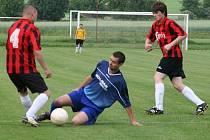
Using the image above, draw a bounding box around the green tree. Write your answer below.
[203,0,210,19]
[69,0,155,12]
[0,0,24,17]
[28,0,69,21]
[203,0,210,8]
[69,0,107,11]
[181,0,205,19]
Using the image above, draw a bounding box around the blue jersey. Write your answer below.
[84,60,131,109]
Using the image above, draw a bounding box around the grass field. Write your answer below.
[0,47,210,140]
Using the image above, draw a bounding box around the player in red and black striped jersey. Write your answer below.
[6,5,52,127]
[144,1,207,115]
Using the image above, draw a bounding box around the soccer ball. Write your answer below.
[50,108,68,126]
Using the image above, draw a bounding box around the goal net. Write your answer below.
[70,11,189,50]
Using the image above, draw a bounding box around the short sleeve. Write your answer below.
[117,81,131,108]
[169,20,187,36]
[30,27,41,51]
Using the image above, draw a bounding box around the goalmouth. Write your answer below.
[70,10,189,50]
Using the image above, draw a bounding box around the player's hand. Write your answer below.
[45,69,52,78]
[144,44,153,52]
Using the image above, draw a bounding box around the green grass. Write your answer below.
[0,47,210,140]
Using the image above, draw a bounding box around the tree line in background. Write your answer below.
[181,0,210,19]
[0,0,210,20]
[0,0,69,21]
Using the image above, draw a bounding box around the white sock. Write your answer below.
[20,95,32,112]
[75,47,79,53]
[181,86,204,106]
[155,83,164,110]
[79,47,82,53]
[26,93,48,118]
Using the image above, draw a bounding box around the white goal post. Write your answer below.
[69,10,189,50]
[0,17,21,19]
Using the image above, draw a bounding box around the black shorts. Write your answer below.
[156,57,186,81]
[8,73,48,93]
[76,39,84,46]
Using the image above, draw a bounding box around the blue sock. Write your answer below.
[50,101,57,114]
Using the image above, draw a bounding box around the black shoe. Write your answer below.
[146,107,164,115]
[196,103,208,115]
[36,112,50,122]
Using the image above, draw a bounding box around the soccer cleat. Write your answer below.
[146,107,164,115]
[36,112,50,122]
[27,117,39,127]
[196,102,208,115]
[22,116,28,124]
[22,116,39,127]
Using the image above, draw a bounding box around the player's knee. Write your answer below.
[53,99,63,108]
[20,90,28,96]
[44,90,51,98]
[173,83,183,92]
[154,75,163,83]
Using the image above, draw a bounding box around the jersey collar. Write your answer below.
[108,67,121,76]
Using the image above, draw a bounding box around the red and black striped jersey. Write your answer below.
[6,18,41,74]
[147,17,187,58]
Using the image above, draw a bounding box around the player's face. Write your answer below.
[153,11,165,21]
[109,55,122,72]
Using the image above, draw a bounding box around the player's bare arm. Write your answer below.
[163,35,187,53]
[125,106,142,126]
[34,50,52,78]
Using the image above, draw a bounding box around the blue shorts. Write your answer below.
[68,88,104,125]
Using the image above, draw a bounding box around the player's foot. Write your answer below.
[22,116,28,124]
[146,107,164,115]
[36,112,50,122]
[196,102,208,115]
[22,116,39,127]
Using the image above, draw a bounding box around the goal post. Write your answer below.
[69,10,189,50]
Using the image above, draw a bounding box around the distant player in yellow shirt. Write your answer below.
[75,24,86,53]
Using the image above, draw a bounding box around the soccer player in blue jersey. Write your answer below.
[37,51,140,126]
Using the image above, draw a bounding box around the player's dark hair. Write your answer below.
[152,1,167,16]
[113,51,126,64]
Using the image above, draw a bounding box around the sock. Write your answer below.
[26,93,48,118]
[181,86,204,106]
[79,47,82,53]
[155,83,164,110]
[50,101,62,114]
[75,47,79,53]
[20,95,32,112]
[50,101,57,114]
